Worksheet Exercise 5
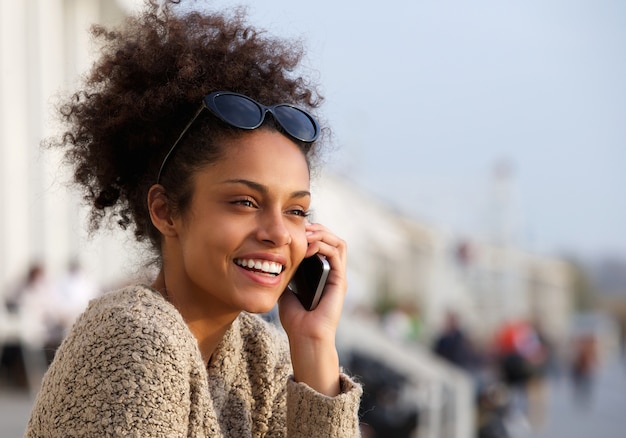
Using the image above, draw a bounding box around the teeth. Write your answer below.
[235,258,283,275]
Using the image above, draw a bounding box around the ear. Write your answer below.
[148,184,178,237]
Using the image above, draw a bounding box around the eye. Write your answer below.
[231,197,258,209]
[287,208,310,218]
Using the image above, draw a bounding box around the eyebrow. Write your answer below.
[221,179,311,199]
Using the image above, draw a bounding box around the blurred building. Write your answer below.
[313,172,574,347]
[0,0,138,298]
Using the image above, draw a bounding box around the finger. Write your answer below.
[305,224,345,249]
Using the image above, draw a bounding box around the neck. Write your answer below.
[152,270,238,364]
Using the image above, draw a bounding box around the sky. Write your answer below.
[182,0,626,259]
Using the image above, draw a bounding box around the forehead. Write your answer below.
[194,130,311,191]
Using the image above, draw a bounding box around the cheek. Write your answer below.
[181,217,236,261]
[291,226,309,260]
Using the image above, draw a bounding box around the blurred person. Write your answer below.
[4,264,44,313]
[432,312,512,438]
[25,1,362,436]
[381,303,421,343]
[432,310,475,372]
[54,259,100,335]
[381,308,412,341]
[569,333,598,408]
[6,263,57,347]
[1,263,56,389]
[523,321,551,431]
[495,319,547,430]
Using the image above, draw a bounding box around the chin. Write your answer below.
[239,295,280,315]
[233,284,284,315]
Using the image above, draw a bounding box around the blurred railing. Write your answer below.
[337,315,475,438]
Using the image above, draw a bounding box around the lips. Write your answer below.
[234,258,284,276]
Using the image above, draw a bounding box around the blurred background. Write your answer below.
[1,1,624,437]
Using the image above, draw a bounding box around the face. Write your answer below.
[165,129,311,315]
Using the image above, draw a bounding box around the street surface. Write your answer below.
[515,353,626,438]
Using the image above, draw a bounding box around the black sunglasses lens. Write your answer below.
[213,94,263,128]
[273,105,318,141]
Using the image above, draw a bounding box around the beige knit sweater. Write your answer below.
[25,285,362,437]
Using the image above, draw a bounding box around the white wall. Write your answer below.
[0,0,139,296]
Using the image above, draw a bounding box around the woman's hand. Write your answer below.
[278,223,347,396]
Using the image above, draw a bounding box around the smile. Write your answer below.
[234,258,284,276]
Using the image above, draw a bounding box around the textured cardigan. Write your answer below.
[25,285,362,437]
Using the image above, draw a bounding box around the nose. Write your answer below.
[256,209,292,246]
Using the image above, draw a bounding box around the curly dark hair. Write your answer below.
[51,0,324,257]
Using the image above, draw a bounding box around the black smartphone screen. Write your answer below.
[288,254,330,311]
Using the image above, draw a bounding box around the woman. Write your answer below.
[26,1,362,436]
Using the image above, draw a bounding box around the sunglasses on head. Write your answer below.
[156,91,320,183]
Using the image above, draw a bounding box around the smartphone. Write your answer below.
[287,254,330,311]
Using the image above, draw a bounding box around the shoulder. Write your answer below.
[86,283,175,315]
[81,284,188,334]
[58,284,198,367]
[84,284,184,324]
[42,284,202,398]
[28,285,207,436]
